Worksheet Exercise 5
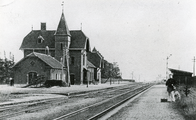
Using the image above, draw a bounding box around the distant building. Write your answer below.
[13,10,103,85]
[0,59,4,83]
[87,47,104,84]
[169,68,193,85]
[86,60,96,84]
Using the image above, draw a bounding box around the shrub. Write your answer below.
[176,85,196,120]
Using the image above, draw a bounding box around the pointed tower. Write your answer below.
[54,12,71,61]
[92,47,97,53]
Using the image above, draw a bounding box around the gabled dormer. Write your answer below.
[92,47,104,59]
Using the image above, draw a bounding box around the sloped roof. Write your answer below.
[87,52,101,68]
[55,12,71,36]
[92,47,104,58]
[69,30,88,49]
[20,30,88,50]
[92,47,97,52]
[169,68,192,75]
[20,30,55,49]
[13,52,63,69]
[87,60,96,68]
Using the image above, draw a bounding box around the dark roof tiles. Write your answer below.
[87,60,96,68]
[55,12,71,36]
[69,30,88,49]
[13,52,63,69]
[20,30,87,50]
[20,30,55,49]
[87,52,102,68]
[30,52,63,69]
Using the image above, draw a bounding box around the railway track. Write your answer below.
[0,83,150,119]
[0,97,67,119]
[68,84,141,99]
[54,84,153,120]
[59,83,140,98]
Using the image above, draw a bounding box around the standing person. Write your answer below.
[166,74,176,102]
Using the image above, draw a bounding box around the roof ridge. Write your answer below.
[169,68,193,73]
[34,52,63,68]
[70,30,82,32]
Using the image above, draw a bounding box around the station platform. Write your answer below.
[106,85,185,120]
[0,82,135,106]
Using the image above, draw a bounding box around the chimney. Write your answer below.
[41,23,46,30]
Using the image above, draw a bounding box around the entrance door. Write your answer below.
[83,69,87,84]
[28,72,37,84]
[70,74,75,85]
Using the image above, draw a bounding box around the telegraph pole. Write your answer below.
[193,56,195,77]
[166,54,172,80]
[61,48,65,83]
[65,47,70,87]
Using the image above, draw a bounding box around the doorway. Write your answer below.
[28,72,37,84]
[70,74,75,85]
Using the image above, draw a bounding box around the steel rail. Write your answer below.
[0,97,67,119]
[88,85,152,120]
[67,83,140,98]
[0,83,144,119]
[54,84,152,120]
[0,97,66,111]
[0,96,66,107]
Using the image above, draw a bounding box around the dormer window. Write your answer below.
[37,35,44,44]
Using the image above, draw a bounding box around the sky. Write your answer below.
[1,0,196,82]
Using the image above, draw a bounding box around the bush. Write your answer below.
[176,85,196,120]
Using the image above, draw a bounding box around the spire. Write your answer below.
[55,6,71,36]
[61,1,64,13]
[81,23,82,31]
[92,47,97,52]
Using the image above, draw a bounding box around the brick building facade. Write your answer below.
[13,10,103,85]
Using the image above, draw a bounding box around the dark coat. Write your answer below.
[166,78,176,93]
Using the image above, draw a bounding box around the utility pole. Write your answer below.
[61,48,65,83]
[65,47,70,87]
[166,54,172,80]
[193,56,195,77]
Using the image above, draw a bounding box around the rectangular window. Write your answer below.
[71,57,74,65]
[60,43,63,50]
[83,54,85,65]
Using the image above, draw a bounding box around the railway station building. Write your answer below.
[13,10,104,85]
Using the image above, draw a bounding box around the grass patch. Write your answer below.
[0,92,31,103]
[0,93,10,102]
[175,85,196,120]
